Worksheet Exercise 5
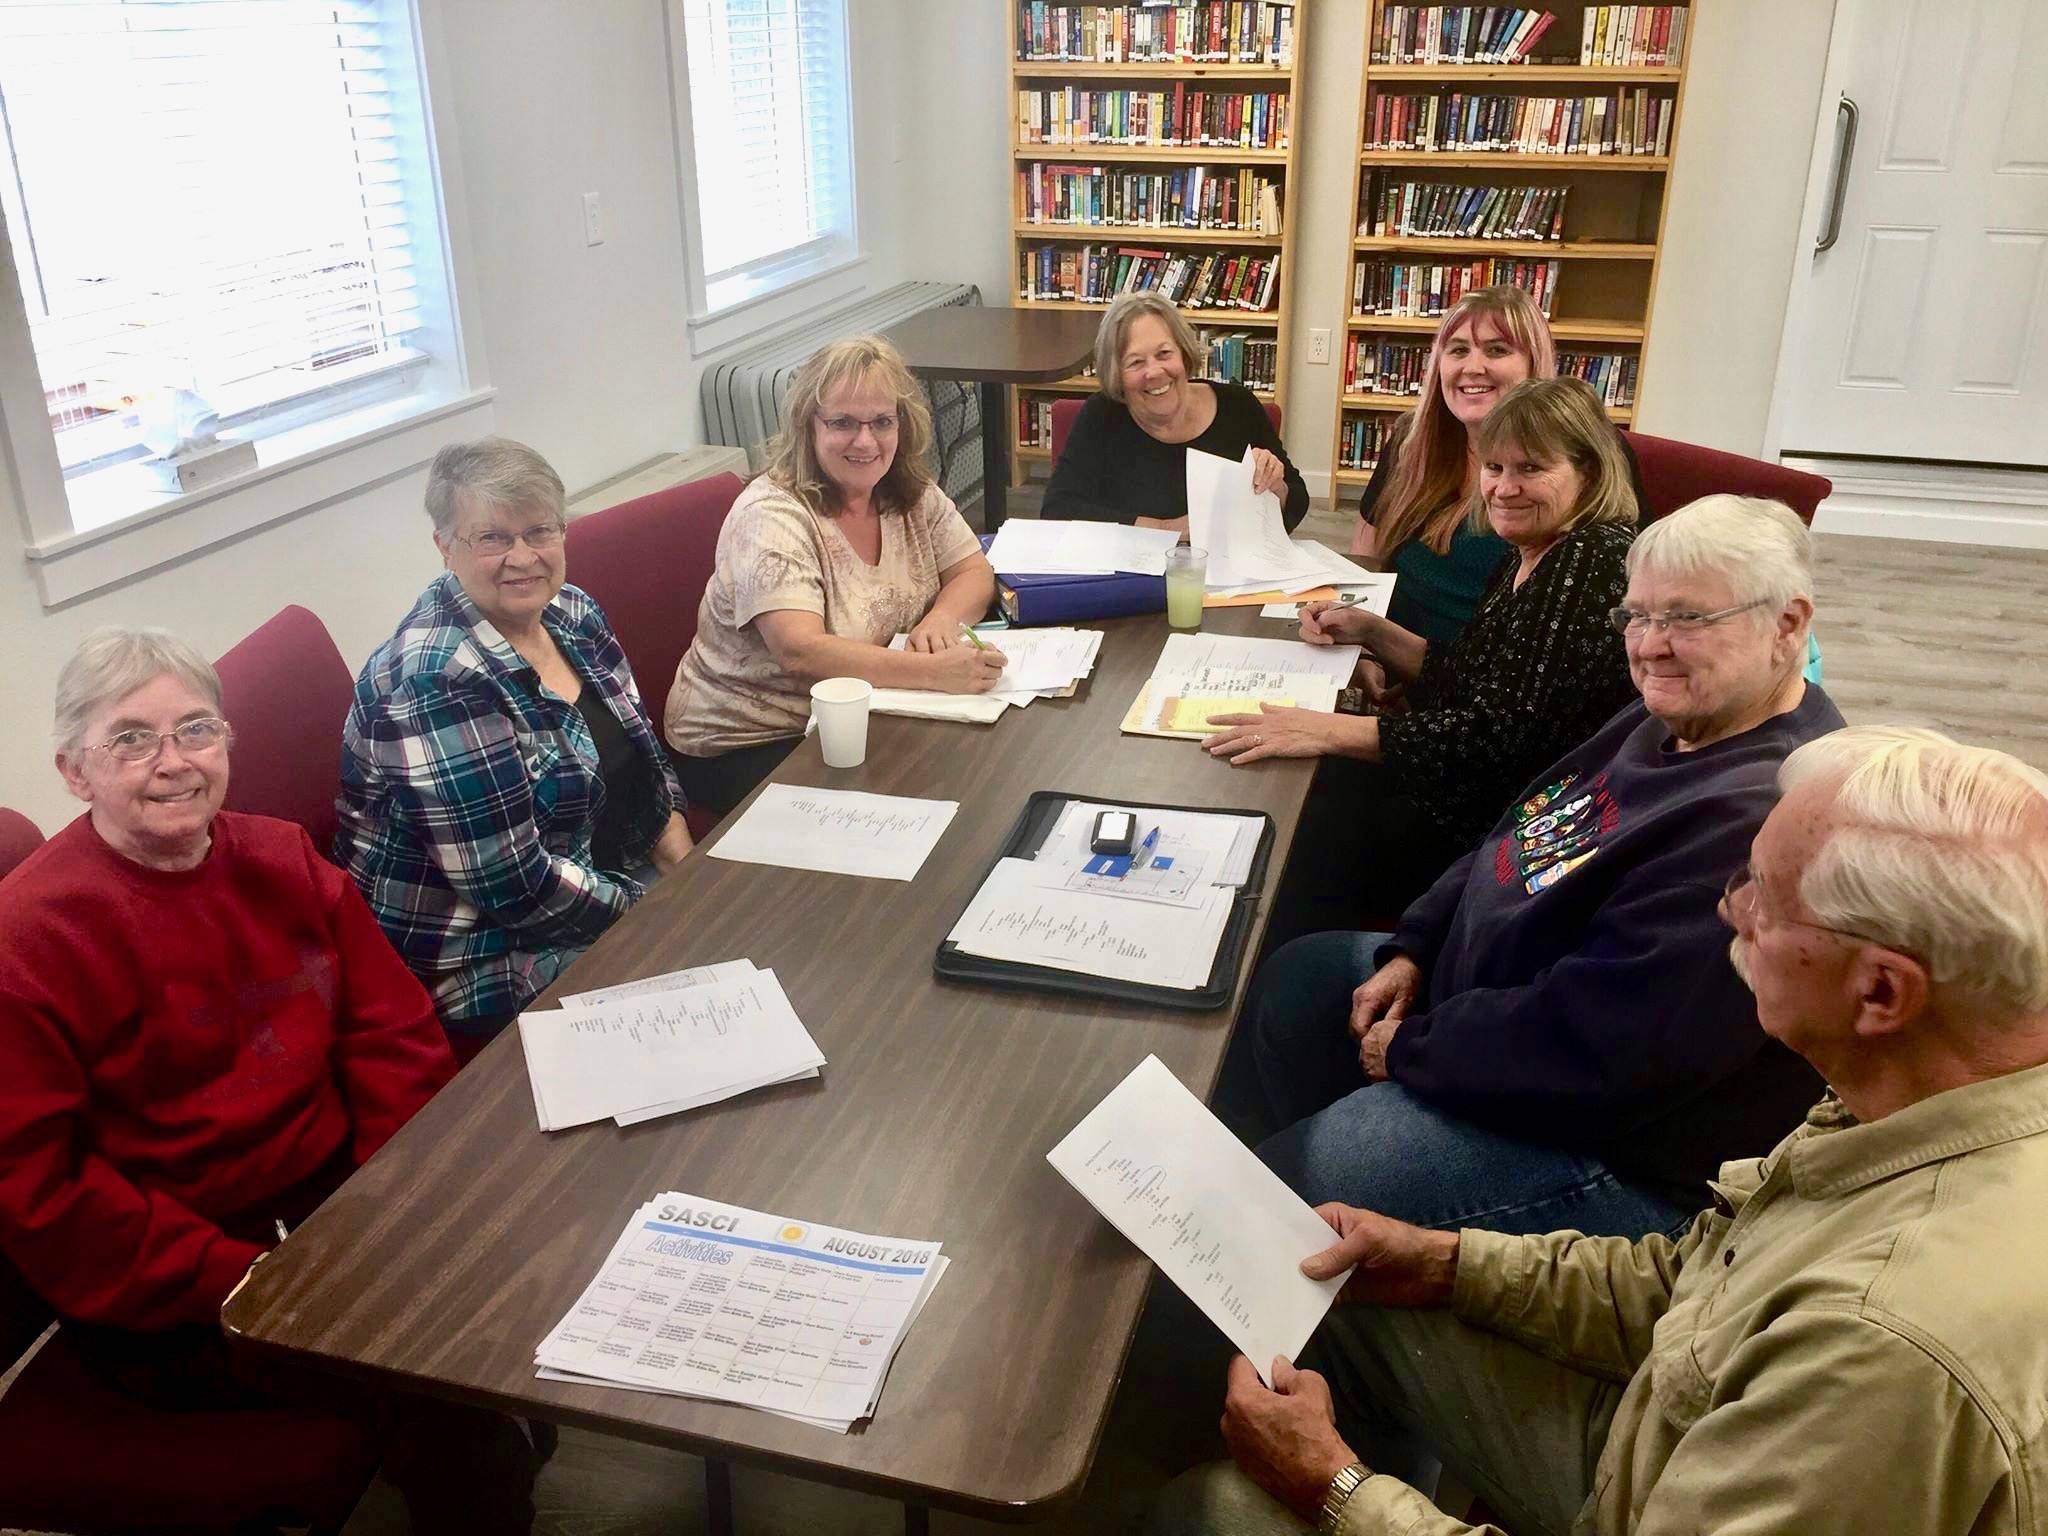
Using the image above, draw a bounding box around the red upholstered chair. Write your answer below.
[0,1256,375,1533]
[1621,430,1832,527]
[565,471,745,842]
[213,606,357,855]
[1047,394,1284,465]
[0,807,43,883]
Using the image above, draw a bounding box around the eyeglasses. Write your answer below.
[1722,865,1904,952]
[815,413,899,439]
[1609,598,1769,636]
[454,523,565,557]
[91,716,232,764]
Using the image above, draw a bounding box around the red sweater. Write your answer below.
[0,811,455,1331]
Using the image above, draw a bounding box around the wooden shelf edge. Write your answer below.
[1018,376,1277,400]
[1013,60,1297,79]
[1017,142,1291,163]
[1345,313,1646,341]
[1012,299,1282,324]
[1014,223,1283,247]
[1350,235,1655,259]
[1365,64,1681,83]
[1358,151,1670,171]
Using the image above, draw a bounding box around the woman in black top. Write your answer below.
[1208,378,1640,934]
[1042,291,1309,532]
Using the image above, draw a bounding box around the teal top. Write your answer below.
[1385,524,1512,650]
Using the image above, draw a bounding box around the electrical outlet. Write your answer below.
[1307,327,1331,365]
[582,190,605,247]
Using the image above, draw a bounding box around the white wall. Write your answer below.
[0,0,914,832]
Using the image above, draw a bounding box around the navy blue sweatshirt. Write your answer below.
[1381,685,1846,1202]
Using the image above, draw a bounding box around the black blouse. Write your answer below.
[1379,520,1638,851]
[575,689,650,873]
[1042,381,1310,531]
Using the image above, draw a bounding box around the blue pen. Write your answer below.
[1131,825,1161,872]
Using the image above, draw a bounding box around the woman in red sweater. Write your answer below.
[0,627,535,1529]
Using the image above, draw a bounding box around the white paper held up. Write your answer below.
[1047,1055,1349,1386]
[1185,448,1327,591]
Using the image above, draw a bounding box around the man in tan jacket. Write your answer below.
[1156,725,2048,1536]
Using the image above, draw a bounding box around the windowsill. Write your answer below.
[685,250,870,358]
[24,385,497,607]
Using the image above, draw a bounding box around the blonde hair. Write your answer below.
[1094,292,1204,403]
[1781,726,2048,1020]
[425,437,566,539]
[1629,495,1814,615]
[1374,285,1559,558]
[1469,377,1638,537]
[54,627,223,753]
[759,335,936,517]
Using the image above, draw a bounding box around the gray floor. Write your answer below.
[334,496,2048,1536]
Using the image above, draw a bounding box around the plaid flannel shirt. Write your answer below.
[335,574,683,1028]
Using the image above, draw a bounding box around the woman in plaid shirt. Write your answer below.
[336,438,692,1056]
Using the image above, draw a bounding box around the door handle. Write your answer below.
[1816,95,1859,253]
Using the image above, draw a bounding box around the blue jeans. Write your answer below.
[1247,931,1694,1240]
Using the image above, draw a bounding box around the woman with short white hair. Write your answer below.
[339,436,691,1057]
[1245,494,1847,1241]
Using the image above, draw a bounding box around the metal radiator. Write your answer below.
[699,281,984,508]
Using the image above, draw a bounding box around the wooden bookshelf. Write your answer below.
[1006,1,1308,480]
[1328,2,1692,498]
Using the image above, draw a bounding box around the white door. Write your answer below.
[1781,0,2048,465]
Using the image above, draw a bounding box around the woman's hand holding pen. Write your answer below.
[927,632,1006,694]
[1297,600,1378,649]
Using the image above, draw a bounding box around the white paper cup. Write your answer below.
[809,677,874,768]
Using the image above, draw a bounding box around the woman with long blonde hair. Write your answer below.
[665,335,1002,814]
[1351,286,1645,649]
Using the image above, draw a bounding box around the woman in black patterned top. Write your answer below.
[1207,378,1638,931]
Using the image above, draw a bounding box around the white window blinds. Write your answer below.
[0,0,427,468]
[679,0,853,293]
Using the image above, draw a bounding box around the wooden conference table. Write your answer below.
[224,606,1317,1527]
[882,305,1100,533]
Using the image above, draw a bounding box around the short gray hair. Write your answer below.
[424,437,567,539]
[1781,725,2048,1021]
[53,627,224,753]
[1628,495,1814,616]
[1095,292,1204,403]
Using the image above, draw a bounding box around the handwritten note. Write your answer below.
[1047,1055,1349,1385]
[708,785,959,881]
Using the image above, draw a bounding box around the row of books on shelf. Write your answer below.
[1372,7,1558,65]
[1017,86,1290,151]
[1019,243,1282,312]
[1015,2,1294,66]
[1199,331,1279,392]
[1368,89,1673,157]
[1019,164,1284,235]
[1582,6,1688,67]
[1337,414,1393,473]
[1353,256,1561,318]
[1361,175,1568,242]
[1344,337,1638,405]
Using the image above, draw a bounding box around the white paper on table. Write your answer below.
[1037,801,1264,889]
[987,519,1181,576]
[1185,448,1329,591]
[708,785,958,881]
[519,969,825,1131]
[1139,666,1343,734]
[946,857,1233,990]
[1047,1055,1350,1387]
[1260,573,1398,621]
[535,1194,943,1428]
[534,1255,950,1432]
[887,628,1103,700]
[1153,631,1362,685]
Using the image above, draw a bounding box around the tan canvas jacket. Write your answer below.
[1341,1059,2048,1535]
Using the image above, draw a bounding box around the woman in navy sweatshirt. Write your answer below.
[1243,495,1845,1240]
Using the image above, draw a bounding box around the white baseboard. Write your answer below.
[1789,458,2048,548]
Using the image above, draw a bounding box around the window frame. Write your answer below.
[661,0,866,357]
[0,0,494,606]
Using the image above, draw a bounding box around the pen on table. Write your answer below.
[274,1219,290,1243]
[1132,825,1161,870]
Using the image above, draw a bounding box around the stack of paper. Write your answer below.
[987,519,1181,575]
[1258,572,1398,621]
[1186,448,1330,593]
[535,1192,947,1432]
[1035,800,1264,892]
[519,962,825,1131]
[1209,543,1388,605]
[947,856,1234,990]
[708,784,958,881]
[1047,1056,1348,1386]
[865,627,1105,724]
[1121,632,1362,741]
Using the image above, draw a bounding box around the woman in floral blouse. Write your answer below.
[1206,378,1638,928]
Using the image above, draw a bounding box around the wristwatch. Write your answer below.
[1316,1461,1369,1534]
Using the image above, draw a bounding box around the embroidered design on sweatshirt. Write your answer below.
[1498,770,1618,894]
